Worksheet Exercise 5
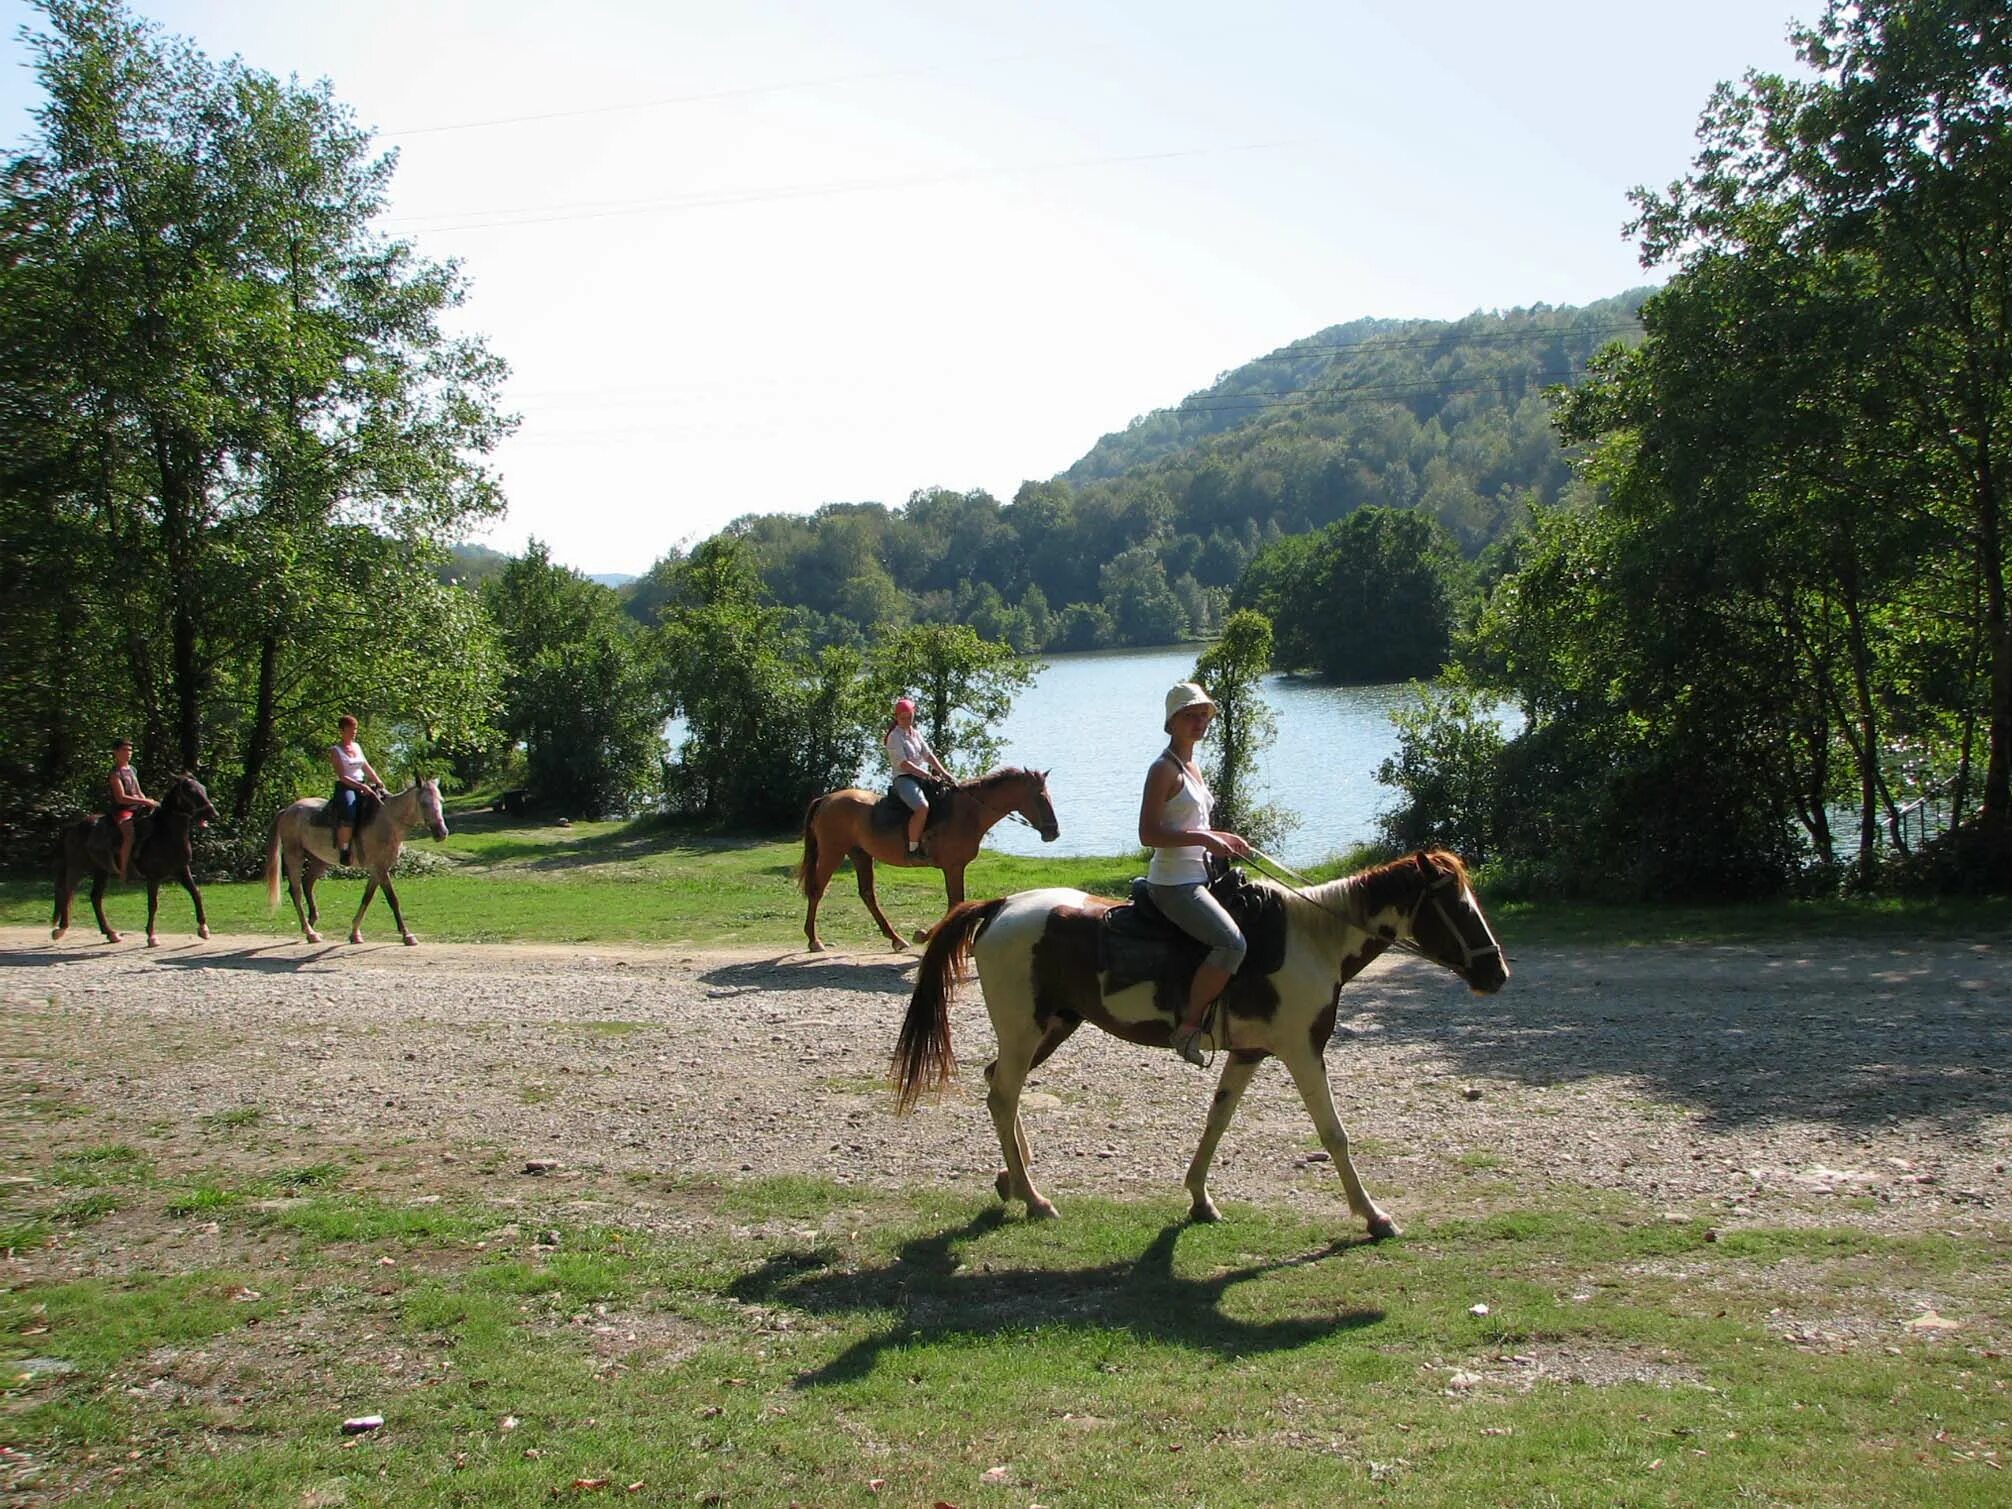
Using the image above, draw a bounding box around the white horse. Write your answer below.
[264,778,449,945]
[892,849,1507,1240]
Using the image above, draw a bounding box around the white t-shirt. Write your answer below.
[885,724,934,778]
[1146,754,1213,886]
[331,740,371,786]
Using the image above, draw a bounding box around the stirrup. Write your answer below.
[1172,1026,1209,1067]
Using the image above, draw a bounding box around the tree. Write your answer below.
[1622,0,2012,876]
[0,0,511,830]
[1194,610,1296,850]
[484,542,663,817]
[867,624,1037,776]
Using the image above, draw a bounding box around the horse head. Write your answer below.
[1404,849,1507,994]
[416,777,450,842]
[1016,768,1060,843]
[165,773,219,829]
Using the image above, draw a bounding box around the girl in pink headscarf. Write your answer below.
[885,696,952,855]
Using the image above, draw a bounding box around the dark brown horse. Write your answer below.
[52,773,219,947]
[795,767,1059,952]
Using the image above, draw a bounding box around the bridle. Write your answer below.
[1246,847,1503,979]
[970,774,1059,840]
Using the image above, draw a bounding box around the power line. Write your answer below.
[382,140,1290,234]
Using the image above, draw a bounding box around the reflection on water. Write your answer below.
[986,645,1437,867]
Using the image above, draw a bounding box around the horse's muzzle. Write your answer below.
[431,824,450,841]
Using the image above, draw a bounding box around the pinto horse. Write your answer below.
[264,778,449,945]
[52,773,220,947]
[795,766,1059,952]
[892,849,1507,1240]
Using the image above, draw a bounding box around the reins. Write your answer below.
[1242,846,1496,969]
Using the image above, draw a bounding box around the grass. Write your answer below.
[4,1160,2005,1507]
[7,804,2005,950]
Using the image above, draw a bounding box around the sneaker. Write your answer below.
[1172,1026,1209,1067]
[907,840,921,855]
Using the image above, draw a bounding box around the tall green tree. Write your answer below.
[867,624,1037,775]
[0,0,511,826]
[1193,610,1295,850]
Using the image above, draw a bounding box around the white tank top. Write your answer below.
[1146,754,1213,886]
[331,741,370,785]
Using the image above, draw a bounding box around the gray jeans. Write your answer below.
[1147,881,1247,974]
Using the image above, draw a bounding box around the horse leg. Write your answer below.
[287,848,321,943]
[180,867,209,940]
[803,845,844,953]
[915,860,968,944]
[145,877,162,947]
[90,870,119,944]
[1278,1047,1399,1240]
[991,1016,1080,1210]
[1183,1053,1265,1223]
[981,1011,1057,1219]
[52,851,74,941]
[376,872,417,946]
[850,850,908,950]
[303,856,323,933]
[349,878,378,944]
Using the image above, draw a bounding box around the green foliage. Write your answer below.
[866,623,1038,776]
[482,542,663,818]
[0,0,511,843]
[1239,507,1466,682]
[1193,610,1296,850]
[657,538,876,827]
[1375,676,1508,862]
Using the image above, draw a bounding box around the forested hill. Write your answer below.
[629,292,1649,654]
[1064,291,1650,499]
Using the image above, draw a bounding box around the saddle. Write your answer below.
[1099,865,1289,1002]
[313,786,382,858]
[871,775,957,838]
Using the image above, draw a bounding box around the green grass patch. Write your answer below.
[8,817,2003,950]
[3,1180,2005,1506]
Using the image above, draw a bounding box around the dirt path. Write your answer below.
[2,927,2006,1238]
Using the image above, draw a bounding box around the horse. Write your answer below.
[795,766,1059,952]
[891,848,1507,1240]
[52,773,220,947]
[263,778,449,946]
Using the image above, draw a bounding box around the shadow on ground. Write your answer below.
[728,1208,1378,1387]
[1359,943,2009,1134]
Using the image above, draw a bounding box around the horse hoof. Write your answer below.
[104,931,121,944]
[401,934,417,947]
[808,940,826,953]
[146,936,159,948]
[304,930,321,944]
[1026,1198,1058,1221]
[994,1170,1012,1202]
[198,927,210,940]
[349,933,364,945]
[1189,1198,1222,1224]
[51,927,65,941]
[1367,1215,1402,1241]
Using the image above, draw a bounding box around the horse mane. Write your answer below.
[1273,848,1472,947]
[960,765,1039,793]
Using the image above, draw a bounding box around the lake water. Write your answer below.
[982,645,1431,867]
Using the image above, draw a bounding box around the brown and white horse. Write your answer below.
[264,778,449,945]
[795,766,1059,952]
[892,849,1507,1239]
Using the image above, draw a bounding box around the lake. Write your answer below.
[982,645,1432,867]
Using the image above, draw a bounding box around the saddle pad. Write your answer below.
[1098,866,1287,997]
[870,777,957,834]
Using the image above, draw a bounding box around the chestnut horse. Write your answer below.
[52,772,220,947]
[892,850,1506,1240]
[264,778,449,945]
[795,767,1059,951]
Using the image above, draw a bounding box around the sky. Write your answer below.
[0,0,1810,577]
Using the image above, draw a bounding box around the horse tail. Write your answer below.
[794,795,827,895]
[892,897,1007,1114]
[263,813,284,909]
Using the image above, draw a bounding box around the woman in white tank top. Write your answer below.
[1138,682,1252,1066]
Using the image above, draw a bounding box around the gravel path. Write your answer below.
[3,927,2007,1236]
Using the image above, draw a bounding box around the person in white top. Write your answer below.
[885,696,953,855]
[327,714,387,866]
[1139,681,1252,1066]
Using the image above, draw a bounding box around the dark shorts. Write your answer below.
[331,787,362,823]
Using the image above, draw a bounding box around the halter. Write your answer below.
[966,773,1054,835]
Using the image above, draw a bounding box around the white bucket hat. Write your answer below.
[1163,681,1217,731]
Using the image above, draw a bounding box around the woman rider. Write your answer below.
[886,696,953,855]
[328,714,387,866]
[1139,682,1252,1065]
